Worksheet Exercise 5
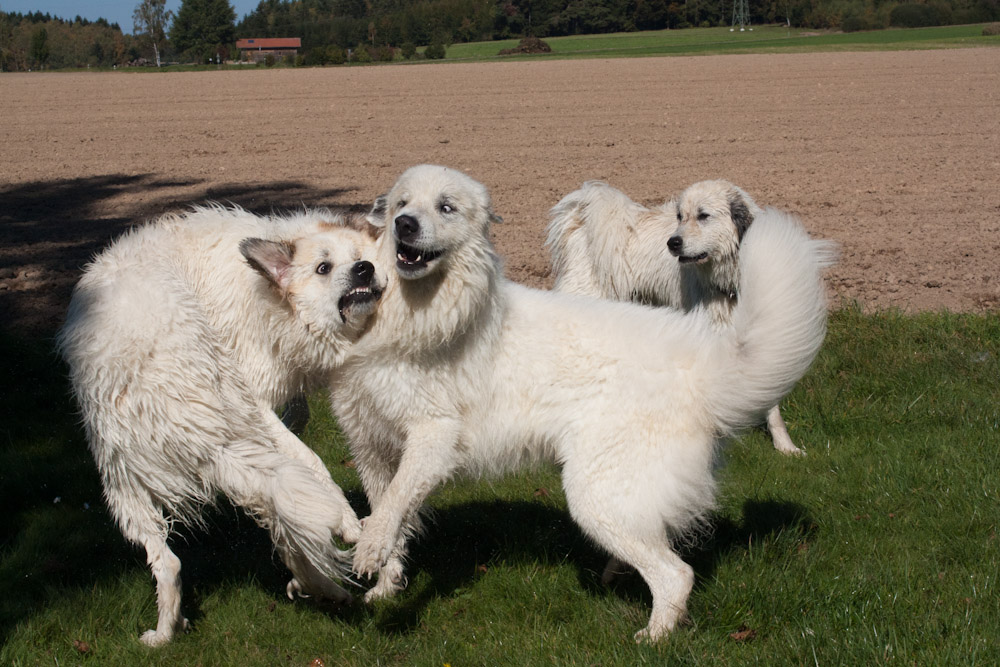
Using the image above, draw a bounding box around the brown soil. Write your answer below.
[2,49,999,337]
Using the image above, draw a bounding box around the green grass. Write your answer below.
[77,24,999,74]
[443,24,999,61]
[2,306,998,664]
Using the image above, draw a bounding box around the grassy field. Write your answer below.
[129,24,1000,73]
[1,305,998,665]
[443,24,999,61]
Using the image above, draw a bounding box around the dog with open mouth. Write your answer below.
[329,164,833,642]
[58,206,384,646]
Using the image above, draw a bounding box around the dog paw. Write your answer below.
[339,515,363,544]
[139,618,188,647]
[352,540,391,579]
[140,629,169,647]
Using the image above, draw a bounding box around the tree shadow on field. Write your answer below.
[365,495,816,636]
[0,173,363,337]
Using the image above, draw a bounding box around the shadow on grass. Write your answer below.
[0,331,324,644]
[365,495,816,636]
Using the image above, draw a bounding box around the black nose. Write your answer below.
[394,215,420,242]
[352,260,374,282]
[667,235,683,254]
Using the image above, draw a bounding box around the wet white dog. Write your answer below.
[57,206,384,646]
[547,179,804,455]
[329,165,833,641]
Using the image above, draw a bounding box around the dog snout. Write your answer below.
[394,215,420,243]
[667,235,684,256]
[352,260,375,283]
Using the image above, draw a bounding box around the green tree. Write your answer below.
[133,0,173,66]
[170,0,236,62]
[29,26,49,67]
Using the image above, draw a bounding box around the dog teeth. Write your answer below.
[397,250,423,264]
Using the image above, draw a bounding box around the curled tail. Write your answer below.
[706,207,837,434]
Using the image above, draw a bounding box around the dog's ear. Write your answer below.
[240,238,295,291]
[728,193,754,242]
[338,212,384,240]
[366,195,388,228]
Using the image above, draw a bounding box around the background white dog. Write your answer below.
[328,165,833,641]
[547,179,805,456]
[57,206,383,646]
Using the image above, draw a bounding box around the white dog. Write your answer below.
[326,165,833,641]
[57,206,385,646]
[547,179,804,456]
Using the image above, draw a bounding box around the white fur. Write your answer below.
[328,165,834,641]
[57,206,385,646]
[547,179,806,456]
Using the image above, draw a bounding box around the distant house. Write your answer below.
[236,38,302,63]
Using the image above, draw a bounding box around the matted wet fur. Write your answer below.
[57,205,384,646]
[327,165,834,641]
[547,179,805,456]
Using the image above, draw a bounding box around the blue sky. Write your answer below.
[0,1,260,33]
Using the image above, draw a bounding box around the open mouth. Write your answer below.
[396,241,444,271]
[338,285,383,322]
[678,252,709,265]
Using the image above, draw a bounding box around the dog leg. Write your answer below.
[348,443,412,601]
[766,404,803,456]
[600,556,631,586]
[563,459,694,643]
[139,536,189,647]
[353,423,458,581]
[104,484,189,646]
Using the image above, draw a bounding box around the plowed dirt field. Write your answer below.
[2,48,998,335]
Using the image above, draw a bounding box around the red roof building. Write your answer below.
[236,38,302,62]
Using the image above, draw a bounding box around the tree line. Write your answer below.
[0,11,128,71]
[237,0,998,53]
[2,0,997,72]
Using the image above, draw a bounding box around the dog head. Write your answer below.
[367,164,503,281]
[240,224,385,337]
[666,180,760,267]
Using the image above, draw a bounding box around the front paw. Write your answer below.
[338,514,363,544]
[352,525,393,578]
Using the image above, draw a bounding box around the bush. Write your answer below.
[401,41,417,60]
[327,45,346,65]
[264,53,276,67]
[376,45,395,62]
[352,45,372,63]
[307,47,328,66]
[424,41,446,60]
[498,36,552,55]
[889,3,937,27]
[841,15,871,32]
[984,22,1000,35]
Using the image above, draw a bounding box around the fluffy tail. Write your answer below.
[216,444,357,590]
[705,207,837,434]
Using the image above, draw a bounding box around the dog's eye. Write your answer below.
[316,262,331,275]
[697,212,710,221]
[397,200,407,209]
[676,211,682,222]
[440,203,453,214]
